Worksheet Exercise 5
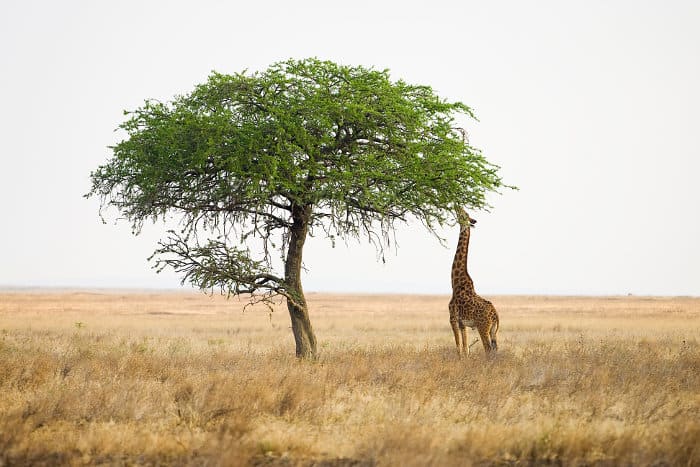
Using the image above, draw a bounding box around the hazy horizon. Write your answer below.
[0,285,696,298]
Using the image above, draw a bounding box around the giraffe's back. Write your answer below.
[452,294,497,327]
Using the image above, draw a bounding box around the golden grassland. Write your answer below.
[0,292,699,466]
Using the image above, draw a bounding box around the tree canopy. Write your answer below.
[87,58,507,358]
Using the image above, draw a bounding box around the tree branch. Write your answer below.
[150,232,292,304]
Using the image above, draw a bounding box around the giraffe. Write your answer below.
[448,208,499,355]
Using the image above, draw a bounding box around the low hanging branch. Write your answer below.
[150,232,304,310]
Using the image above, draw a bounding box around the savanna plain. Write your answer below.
[0,292,698,466]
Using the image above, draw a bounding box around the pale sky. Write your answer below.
[1,1,698,295]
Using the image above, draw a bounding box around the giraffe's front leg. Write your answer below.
[449,301,462,355]
[460,326,469,356]
[450,319,462,355]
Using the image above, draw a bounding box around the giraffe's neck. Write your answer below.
[451,225,475,293]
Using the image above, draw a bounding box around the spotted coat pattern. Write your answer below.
[449,209,499,355]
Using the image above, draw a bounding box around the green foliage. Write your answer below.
[87,58,507,302]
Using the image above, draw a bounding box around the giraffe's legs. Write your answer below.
[449,301,463,355]
[478,325,493,354]
[450,319,462,354]
[460,326,469,356]
[489,321,499,351]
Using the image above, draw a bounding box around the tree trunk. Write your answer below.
[285,203,317,359]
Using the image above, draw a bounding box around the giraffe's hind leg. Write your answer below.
[477,325,493,354]
[489,309,499,351]
[489,321,498,351]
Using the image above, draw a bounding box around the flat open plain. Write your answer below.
[1,292,698,465]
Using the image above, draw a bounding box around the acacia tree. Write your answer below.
[88,58,506,358]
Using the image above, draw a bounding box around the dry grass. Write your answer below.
[1,292,699,466]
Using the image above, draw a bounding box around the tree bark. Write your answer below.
[285,203,318,359]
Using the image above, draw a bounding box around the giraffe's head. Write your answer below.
[455,207,477,229]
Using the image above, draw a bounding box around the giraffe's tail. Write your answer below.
[490,314,499,351]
